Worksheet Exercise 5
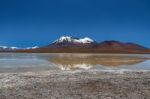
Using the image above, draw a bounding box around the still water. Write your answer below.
[0,53,150,72]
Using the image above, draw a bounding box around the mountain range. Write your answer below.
[1,36,150,53]
[0,46,39,52]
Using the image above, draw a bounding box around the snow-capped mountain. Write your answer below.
[36,35,150,53]
[50,36,96,48]
[53,36,94,44]
[25,46,39,50]
[0,46,19,51]
[0,46,8,49]
[0,46,39,51]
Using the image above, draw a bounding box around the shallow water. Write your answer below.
[0,53,150,72]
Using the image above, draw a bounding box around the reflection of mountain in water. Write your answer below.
[49,55,148,70]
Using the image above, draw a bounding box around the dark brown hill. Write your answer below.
[97,41,147,50]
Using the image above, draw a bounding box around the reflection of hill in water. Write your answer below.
[49,55,148,70]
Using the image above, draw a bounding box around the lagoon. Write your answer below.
[0,53,150,72]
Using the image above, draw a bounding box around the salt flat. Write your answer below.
[0,70,150,99]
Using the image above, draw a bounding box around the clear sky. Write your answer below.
[0,0,150,47]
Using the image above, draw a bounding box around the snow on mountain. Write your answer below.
[0,46,39,50]
[0,46,8,49]
[0,46,19,51]
[53,36,94,44]
[10,47,19,50]
[26,46,39,49]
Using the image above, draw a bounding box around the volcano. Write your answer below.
[10,36,150,54]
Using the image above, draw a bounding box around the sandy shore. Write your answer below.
[0,70,150,99]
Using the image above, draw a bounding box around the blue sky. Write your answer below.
[0,0,150,47]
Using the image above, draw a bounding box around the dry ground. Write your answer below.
[0,70,150,99]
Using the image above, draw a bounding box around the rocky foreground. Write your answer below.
[0,70,150,99]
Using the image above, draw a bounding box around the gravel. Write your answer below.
[0,70,150,99]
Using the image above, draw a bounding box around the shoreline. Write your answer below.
[1,51,150,54]
[0,70,150,99]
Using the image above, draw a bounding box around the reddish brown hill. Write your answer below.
[97,41,147,50]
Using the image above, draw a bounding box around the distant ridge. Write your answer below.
[1,36,150,54]
[0,46,39,52]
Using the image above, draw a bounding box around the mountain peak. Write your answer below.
[53,36,94,44]
[53,36,74,43]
